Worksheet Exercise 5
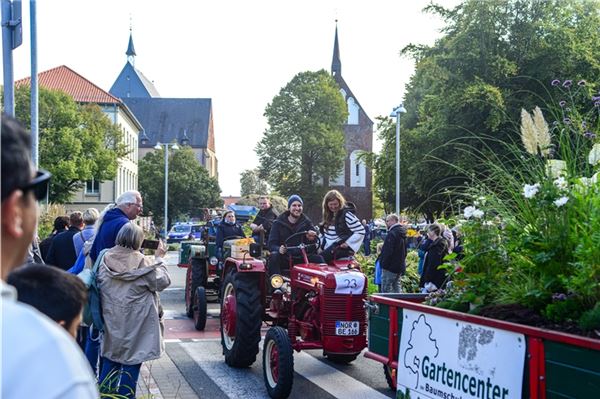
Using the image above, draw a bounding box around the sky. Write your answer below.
[4,0,460,196]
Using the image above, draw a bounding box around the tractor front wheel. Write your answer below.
[263,326,294,399]
[193,286,207,331]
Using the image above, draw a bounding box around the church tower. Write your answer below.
[329,22,373,220]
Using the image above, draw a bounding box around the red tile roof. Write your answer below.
[15,65,120,104]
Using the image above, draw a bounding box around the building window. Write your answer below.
[350,151,365,187]
[85,179,100,195]
[347,97,359,125]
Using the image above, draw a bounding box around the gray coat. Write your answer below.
[98,246,171,365]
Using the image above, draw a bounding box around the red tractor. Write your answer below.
[219,232,367,399]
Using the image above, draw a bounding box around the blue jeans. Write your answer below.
[84,326,102,377]
[99,357,142,399]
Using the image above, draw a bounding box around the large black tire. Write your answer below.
[193,286,207,331]
[186,258,207,317]
[384,365,397,391]
[220,272,262,367]
[263,326,294,399]
[324,353,359,364]
[185,267,194,317]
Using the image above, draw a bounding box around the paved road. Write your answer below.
[156,251,395,399]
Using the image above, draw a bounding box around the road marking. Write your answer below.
[179,340,390,399]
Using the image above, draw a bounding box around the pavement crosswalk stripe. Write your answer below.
[179,339,390,399]
[293,351,390,399]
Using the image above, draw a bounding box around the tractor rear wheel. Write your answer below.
[193,286,207,331]
[220,271,262,367]
[263,326,294,399]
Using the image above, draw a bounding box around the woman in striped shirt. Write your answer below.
[319,190,365,263]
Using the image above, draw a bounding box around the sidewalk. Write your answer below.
[136,349,198,399]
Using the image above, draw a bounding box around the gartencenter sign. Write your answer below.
[397,310,526,399]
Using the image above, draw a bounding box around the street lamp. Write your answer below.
[390,104,406,216]
[154,142,179,237]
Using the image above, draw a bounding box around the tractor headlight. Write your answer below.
[209,256,218,266]
[270,274,284,289]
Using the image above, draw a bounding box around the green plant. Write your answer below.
[37,203,67,239]
[579,302,600,331]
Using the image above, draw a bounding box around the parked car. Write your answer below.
[167,222,204,243]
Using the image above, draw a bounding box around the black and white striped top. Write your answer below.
[322,211,365,252]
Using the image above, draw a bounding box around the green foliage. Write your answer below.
[138,147,221,228]
[37,204,67,238]
[579,302,600,331]
[256,70,347,210]
[371,0,600,219]
[13,86,128,203]
[240,168,269,197]
[544,296,584,323]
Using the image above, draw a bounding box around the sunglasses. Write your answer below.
[21,170,51,201]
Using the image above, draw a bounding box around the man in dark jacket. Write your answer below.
[46,212,84,270]
[267,195,322,275]
[250,196,278,246]
[379,214,407,293]
[39,216,69,261]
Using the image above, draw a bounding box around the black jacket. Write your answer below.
[253,206,278,241]
[45,226,81,270]
[420,237,449,289]
[268,212,317,256]
[216,221,245,249]
[379,223,407,274]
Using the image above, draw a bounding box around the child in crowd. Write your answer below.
[7,263,87,339]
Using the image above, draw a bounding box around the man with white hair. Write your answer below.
[85,190,143,375]
[89,191,143,262]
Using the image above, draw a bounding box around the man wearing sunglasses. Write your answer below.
[1,115,99,398]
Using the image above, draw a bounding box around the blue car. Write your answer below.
[167,222,204,243]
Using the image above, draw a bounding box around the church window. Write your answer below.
[350,151,365,187]
[339,88,346,100]
[347,97,359,125]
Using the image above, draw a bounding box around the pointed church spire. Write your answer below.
[331,20,341,76]
[126,24,136,65]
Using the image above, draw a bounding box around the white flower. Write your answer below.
[463,206,476,219]
[592,172,599,184]
[553,196,569,207]
[554,176,568,191]
[472,209,484,219]
[578,177,591,187]
[546,159,566,178]
[589,143,600,166]
[523,183,540,199]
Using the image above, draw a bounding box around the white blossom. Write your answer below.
[463,206,476,219]
[472,209,485,219]
[523,183,540,199]
[546,160,566,178]
[553,196,569,207]
[553,176,568,191]
[589,143,600,166]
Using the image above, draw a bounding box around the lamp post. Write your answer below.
[390,104,406,216]
[154,142,179,237]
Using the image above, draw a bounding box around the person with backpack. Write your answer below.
[73,208,99,256]
[379,214,408,293]
[319,190,365,263]
[97,222,170,399]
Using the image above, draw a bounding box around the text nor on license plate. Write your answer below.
[335,321,359,336]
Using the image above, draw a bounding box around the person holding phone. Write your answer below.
[97,222,170,399]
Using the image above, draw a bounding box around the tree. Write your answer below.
[372,0,600,218]
[240,168,269,197]
[13,86,128,203]
[256,70,347,210]
[138,146,221,227]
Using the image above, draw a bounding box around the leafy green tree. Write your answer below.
[240,168,269,197]
[12,86,127,203]
[373,0,600,218]
[139,146,221,227]
[256,69,347,209]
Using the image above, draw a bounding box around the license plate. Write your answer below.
[335,321,359,336]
